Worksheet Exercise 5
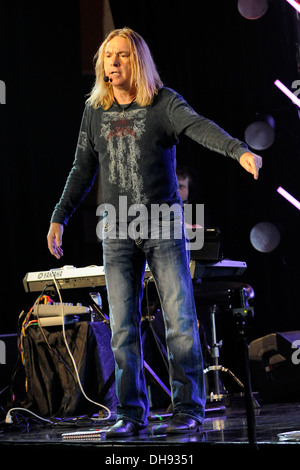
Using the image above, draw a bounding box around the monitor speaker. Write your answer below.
[249,331,300,402]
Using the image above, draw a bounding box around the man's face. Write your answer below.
[104,36,132,90]
[178,176,189,203]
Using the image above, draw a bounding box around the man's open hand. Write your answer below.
[47,222,64,259]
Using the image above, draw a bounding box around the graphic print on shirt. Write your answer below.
[100,109,148,205]
[78,130,87,151]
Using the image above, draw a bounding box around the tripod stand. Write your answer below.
[204,304,245,401]
[197,282,258,448]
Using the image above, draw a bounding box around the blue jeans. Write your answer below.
[102,214,206,426]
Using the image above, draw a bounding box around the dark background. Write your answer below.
[1,0,300,355]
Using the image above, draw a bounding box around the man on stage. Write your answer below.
[47,27,262,437]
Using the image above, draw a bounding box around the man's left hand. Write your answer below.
[239,151,263,180]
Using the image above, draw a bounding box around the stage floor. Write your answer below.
[1,397,300,458]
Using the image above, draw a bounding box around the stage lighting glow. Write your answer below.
[285,0,300,14]
[238,0,268,19]
[274,79,300,108]
[250,221,280,253]
[244,115,275,150]
[277,186,300,211]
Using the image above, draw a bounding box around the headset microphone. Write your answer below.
[103,74,109,82]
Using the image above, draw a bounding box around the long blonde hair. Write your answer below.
[87,27,163,110]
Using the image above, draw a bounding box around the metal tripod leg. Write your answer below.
[204,304,252,403]
[204,305,225,401]
[141,313,171,398]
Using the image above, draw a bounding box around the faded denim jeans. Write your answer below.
[102,212,206,426]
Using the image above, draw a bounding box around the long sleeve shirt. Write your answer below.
[50,87,248,225]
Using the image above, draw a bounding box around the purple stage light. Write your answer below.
[274,79,300,108]
[285,0,300,14]
[277,186,300,211]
